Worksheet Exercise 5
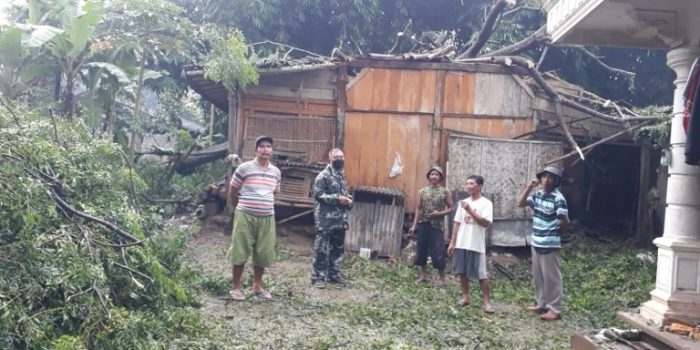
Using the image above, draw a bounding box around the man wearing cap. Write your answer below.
[517,166,569,321]
[311,148,353,289]
[227,135,281,301]
[409,166,453,287]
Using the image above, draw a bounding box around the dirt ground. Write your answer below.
[181,215,598,349]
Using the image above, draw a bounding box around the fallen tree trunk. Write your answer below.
[174,142,228,174]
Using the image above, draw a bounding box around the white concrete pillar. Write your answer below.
[640,46,700,325]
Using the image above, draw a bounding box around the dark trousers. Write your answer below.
[414,223,446,269]
[312,229,345,281]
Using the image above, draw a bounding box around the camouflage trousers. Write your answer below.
[311,229,345,281]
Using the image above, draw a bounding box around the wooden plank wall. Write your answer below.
[345,67,537,214]
[344,112,433,212]
[239,68,339,162]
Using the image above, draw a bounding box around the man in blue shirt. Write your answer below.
[517,166,569,321]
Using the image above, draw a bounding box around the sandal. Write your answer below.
[458,297,471,306]
[484,304,496,314]
[229,289,246,301]
[253,289,272,300]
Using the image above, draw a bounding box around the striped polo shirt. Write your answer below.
[526,189,568,248]
[230,160,281,217]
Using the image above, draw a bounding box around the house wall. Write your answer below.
[344,67,536,213]
[239,68,339,163]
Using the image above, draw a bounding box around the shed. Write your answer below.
[183,57,654,246]
[346,186,405,257]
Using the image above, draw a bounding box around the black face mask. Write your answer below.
[331,159,344,170]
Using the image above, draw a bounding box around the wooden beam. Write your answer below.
[276,209,314,225]
[545,122,650,165]
[431,70,446,165]
[348,58,528,75]
[635,141,652,247]
[336,64,348,149]
[226,90,238,214]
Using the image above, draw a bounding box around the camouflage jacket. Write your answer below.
[314,164,352,231]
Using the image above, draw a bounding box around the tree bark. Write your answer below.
[458,0,514,59]
[128,48,148,167]
[483,26,549,57]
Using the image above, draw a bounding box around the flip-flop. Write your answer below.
[458,297,471,306]
[484,305,496,314]
[253,289,272,300]
[229,289,246,301]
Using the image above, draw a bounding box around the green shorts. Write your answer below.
[227,210,276,268]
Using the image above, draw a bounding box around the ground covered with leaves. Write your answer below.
[1,114,657,349]
[185,222,656,350]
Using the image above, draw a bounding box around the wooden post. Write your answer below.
[226,90,239,213]
[235,90,245,159]
[635,140,652,247]
[336,63,348,149]
[209,104,215,144]
[431,71,446,166]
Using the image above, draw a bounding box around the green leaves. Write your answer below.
[203,27,259,90]
[66,2,103,59]
[14,24,64,48]
[84,62,132,85]
[0,114,218,348]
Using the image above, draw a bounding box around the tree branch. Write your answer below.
[536,45,550,70]
[483,26,549,57]
[248,40,329,59]
[576,47,636,81]
[458,0,515,59]
[113,262,154,283]
[48,187,144,245]
[482,55,586,160]
[0,95,22,130]
[561,98,660,122]
[502,5,542,17]
[388,20,412,55]
[545,121,652,165]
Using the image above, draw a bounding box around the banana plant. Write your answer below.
[7,0,104,119]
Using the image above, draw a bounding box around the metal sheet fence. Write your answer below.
[346,201,405,257]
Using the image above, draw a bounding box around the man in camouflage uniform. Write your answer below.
[311,148,353,289]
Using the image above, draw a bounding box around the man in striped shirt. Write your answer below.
[517,166,569,321]
[227,135,281,301]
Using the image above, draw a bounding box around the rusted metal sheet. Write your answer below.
[353,186,405,197]
[346,188,405,257]
[474,72,533,118]
[446,134,562,221]
[242,114,336,163]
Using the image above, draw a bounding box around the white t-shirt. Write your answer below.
[453,196,493,253]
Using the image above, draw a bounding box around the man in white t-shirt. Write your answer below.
[448,175,495,313]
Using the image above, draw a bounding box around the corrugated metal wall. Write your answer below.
[345,67,536,213]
